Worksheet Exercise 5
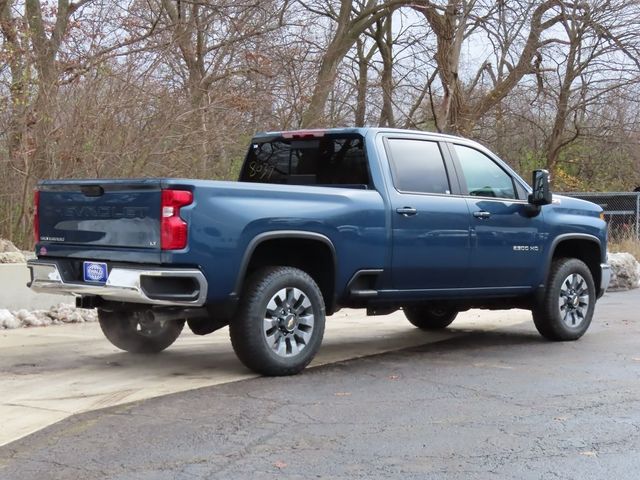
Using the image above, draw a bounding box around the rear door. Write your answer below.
[384,135,471,290]
[448,143,544,288]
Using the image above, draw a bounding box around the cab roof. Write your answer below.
[251,127,468,144]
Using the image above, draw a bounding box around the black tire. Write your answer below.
[532,257,596,341]
[403,305,458,330]
[98,309,185,353]
[230,267,326,376]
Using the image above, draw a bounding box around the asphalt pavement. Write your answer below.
[1,289,639,480]
[0,307,526,446]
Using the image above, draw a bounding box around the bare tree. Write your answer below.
[413,0,566,135]
[298,0,408,127]
[540,0,640,177]
[352,36,377,126]
[1,0,640,248]
[371,15,395,126]
[0,0,95,241]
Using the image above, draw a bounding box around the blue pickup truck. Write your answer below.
[28,128,611,375]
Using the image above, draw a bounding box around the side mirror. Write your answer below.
[528,169,552,206]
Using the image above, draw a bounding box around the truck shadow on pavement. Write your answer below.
[4,324,546,377]
[317,327,549,373]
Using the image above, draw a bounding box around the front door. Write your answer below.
[450,143,545,288]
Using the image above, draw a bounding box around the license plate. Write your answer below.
[83,261,108,284]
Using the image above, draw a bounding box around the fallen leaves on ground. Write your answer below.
[579,451,598,457]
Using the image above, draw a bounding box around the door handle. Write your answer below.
[396,207,417,217]
[473,211,491,219]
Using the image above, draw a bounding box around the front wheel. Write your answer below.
[532,258,596,341]
[403,305,458,330]
[230,267,326,376]
[98,309,184,353]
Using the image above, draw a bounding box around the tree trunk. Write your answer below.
[354,39,370,127]
[301,40,351,128]
[545,27,579,179]
[376,16,395,127]
[415,1,467,134]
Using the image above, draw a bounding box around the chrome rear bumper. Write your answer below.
[27,260,208,307]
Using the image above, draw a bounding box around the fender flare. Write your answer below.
[232,230,337,296]
[540,233,602,286]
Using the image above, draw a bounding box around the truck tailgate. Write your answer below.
[37,179,162,250]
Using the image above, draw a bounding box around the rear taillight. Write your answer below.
[33,190,40,245]
[161,189,193,250]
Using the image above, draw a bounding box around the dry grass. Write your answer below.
[609,233,640,260]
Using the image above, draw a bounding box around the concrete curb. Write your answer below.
[0,263,71,310]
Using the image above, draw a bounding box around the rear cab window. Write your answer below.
[240,134,371,189]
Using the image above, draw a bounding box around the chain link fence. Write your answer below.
[560,192,640,241]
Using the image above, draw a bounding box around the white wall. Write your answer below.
[0,264,72,310]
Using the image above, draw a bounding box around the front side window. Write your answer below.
[386,138,451,195]
[454,144,516,199]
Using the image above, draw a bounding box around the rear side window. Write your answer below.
[386,138,450,194]
[240,136,370,188]
[453,144,516,199]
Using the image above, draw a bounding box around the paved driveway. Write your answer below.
[1,291,638,479]
[0,307,528,446]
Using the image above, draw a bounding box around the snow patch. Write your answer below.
[608,252,640,291]
[0,303,97,329]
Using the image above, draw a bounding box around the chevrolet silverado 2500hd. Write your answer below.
[28,128,611,375]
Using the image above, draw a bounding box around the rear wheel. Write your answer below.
[532,258,595,341]
[230,267,326,376]
[403,305,458,330]
[98,309,184,353]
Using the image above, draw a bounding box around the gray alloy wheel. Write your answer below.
[532,257,596,341]
[558,273,590,329]
[262,287,315,358]
[98,309,184,353]
[230,266,326,376]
